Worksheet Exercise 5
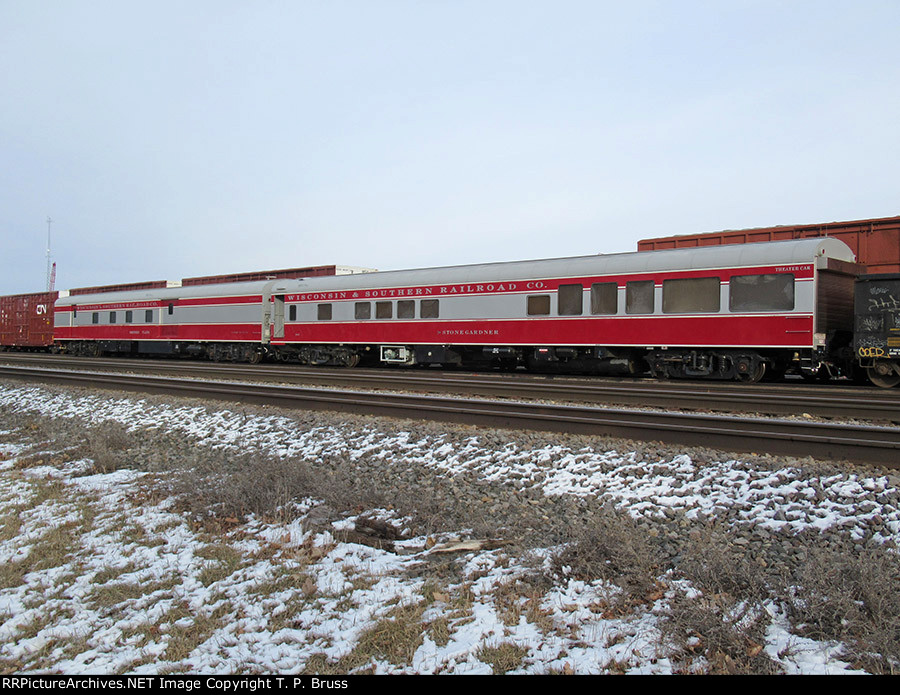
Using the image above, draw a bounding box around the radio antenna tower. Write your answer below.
[45,216,53,291]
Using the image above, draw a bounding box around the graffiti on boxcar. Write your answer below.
[867,294,900,312]
[858,345,887,358]
[857,316,882,332]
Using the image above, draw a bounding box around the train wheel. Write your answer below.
[649,360,670,380]
[736,362,766,383]
[867,360,900,388]
[339,352,360,368]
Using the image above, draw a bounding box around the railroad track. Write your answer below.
[1,361,899,466]
[1,352,898,422]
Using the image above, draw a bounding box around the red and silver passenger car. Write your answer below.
[51,238,861,381]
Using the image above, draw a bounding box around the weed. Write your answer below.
[27,521,81,573]
[675,527,770,603]
[0,511,22,542]
[494,580,525,627]
[90,582,149,608]
[352,602,426,666]
[266,591,315,633]
[779,545,900,674]
[301,653,353,675]
[427,617,451,647]
[550,506,661,604]
[663,588,777,674]
[662,527,778,674]
[477,642,529,674]
[165,450,316,523]
[196,543,243,586]
[84,421,136,474]
[162,606,228,663]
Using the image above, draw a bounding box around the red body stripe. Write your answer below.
[55,324,262,342]
[277,315,813,348]
[56,315,813,348]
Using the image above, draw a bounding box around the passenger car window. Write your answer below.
[626,281,654,314]
[376,301,393,319]
[662,277,721,313]
[730,274,795,312]
[420,299,439,318]
[398,300,415,319]
[591,283,618,315]
[527,295,551,316]
[558,284,583,316]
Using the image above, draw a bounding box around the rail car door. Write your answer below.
[272,295,285,340]
[261,281,287,344]
[160,299,178,338]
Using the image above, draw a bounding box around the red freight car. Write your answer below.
[637,215,900,274]
[182,265,341,286]
[69,281,169,296]
[0,291,58,349]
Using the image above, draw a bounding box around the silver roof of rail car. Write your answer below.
[55,278,275,307]
[57,237,855,306]
[264,237,855,295]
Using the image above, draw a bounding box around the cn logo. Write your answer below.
[36,304,48,315]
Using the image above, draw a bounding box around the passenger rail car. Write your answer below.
[49,238,865,384]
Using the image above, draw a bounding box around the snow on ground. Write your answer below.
[0,382,891,674]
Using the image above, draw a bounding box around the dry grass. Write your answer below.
[89,576,181,610]
[661,528,779,674]
[778,545,900,674]
[162,449,317,524]
[2,606,91,672]
[266,591,316,633]
[351,602,427,667]
[297,601,427,674]
[477,642,529,674]
[550,506,662,604]
[162,604,231,663]
[195,543,244,586]
[2,507,93,588]
[0,510,22,543]
[83,420,135,474]
[89,581,152,608]
[675,528,770,602]
[426,616,451,647]
[493,579,537,628]
[663,590,776,674]
[301,653,356,675]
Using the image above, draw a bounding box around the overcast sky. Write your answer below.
[2,1,899,295]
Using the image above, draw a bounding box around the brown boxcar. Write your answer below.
[69,281,168,296]
[0,291,58,348]
[182,265,341,286]
[637,215,900,273]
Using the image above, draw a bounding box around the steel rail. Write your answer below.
[2,364,899,466]
[1,352,898,422]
